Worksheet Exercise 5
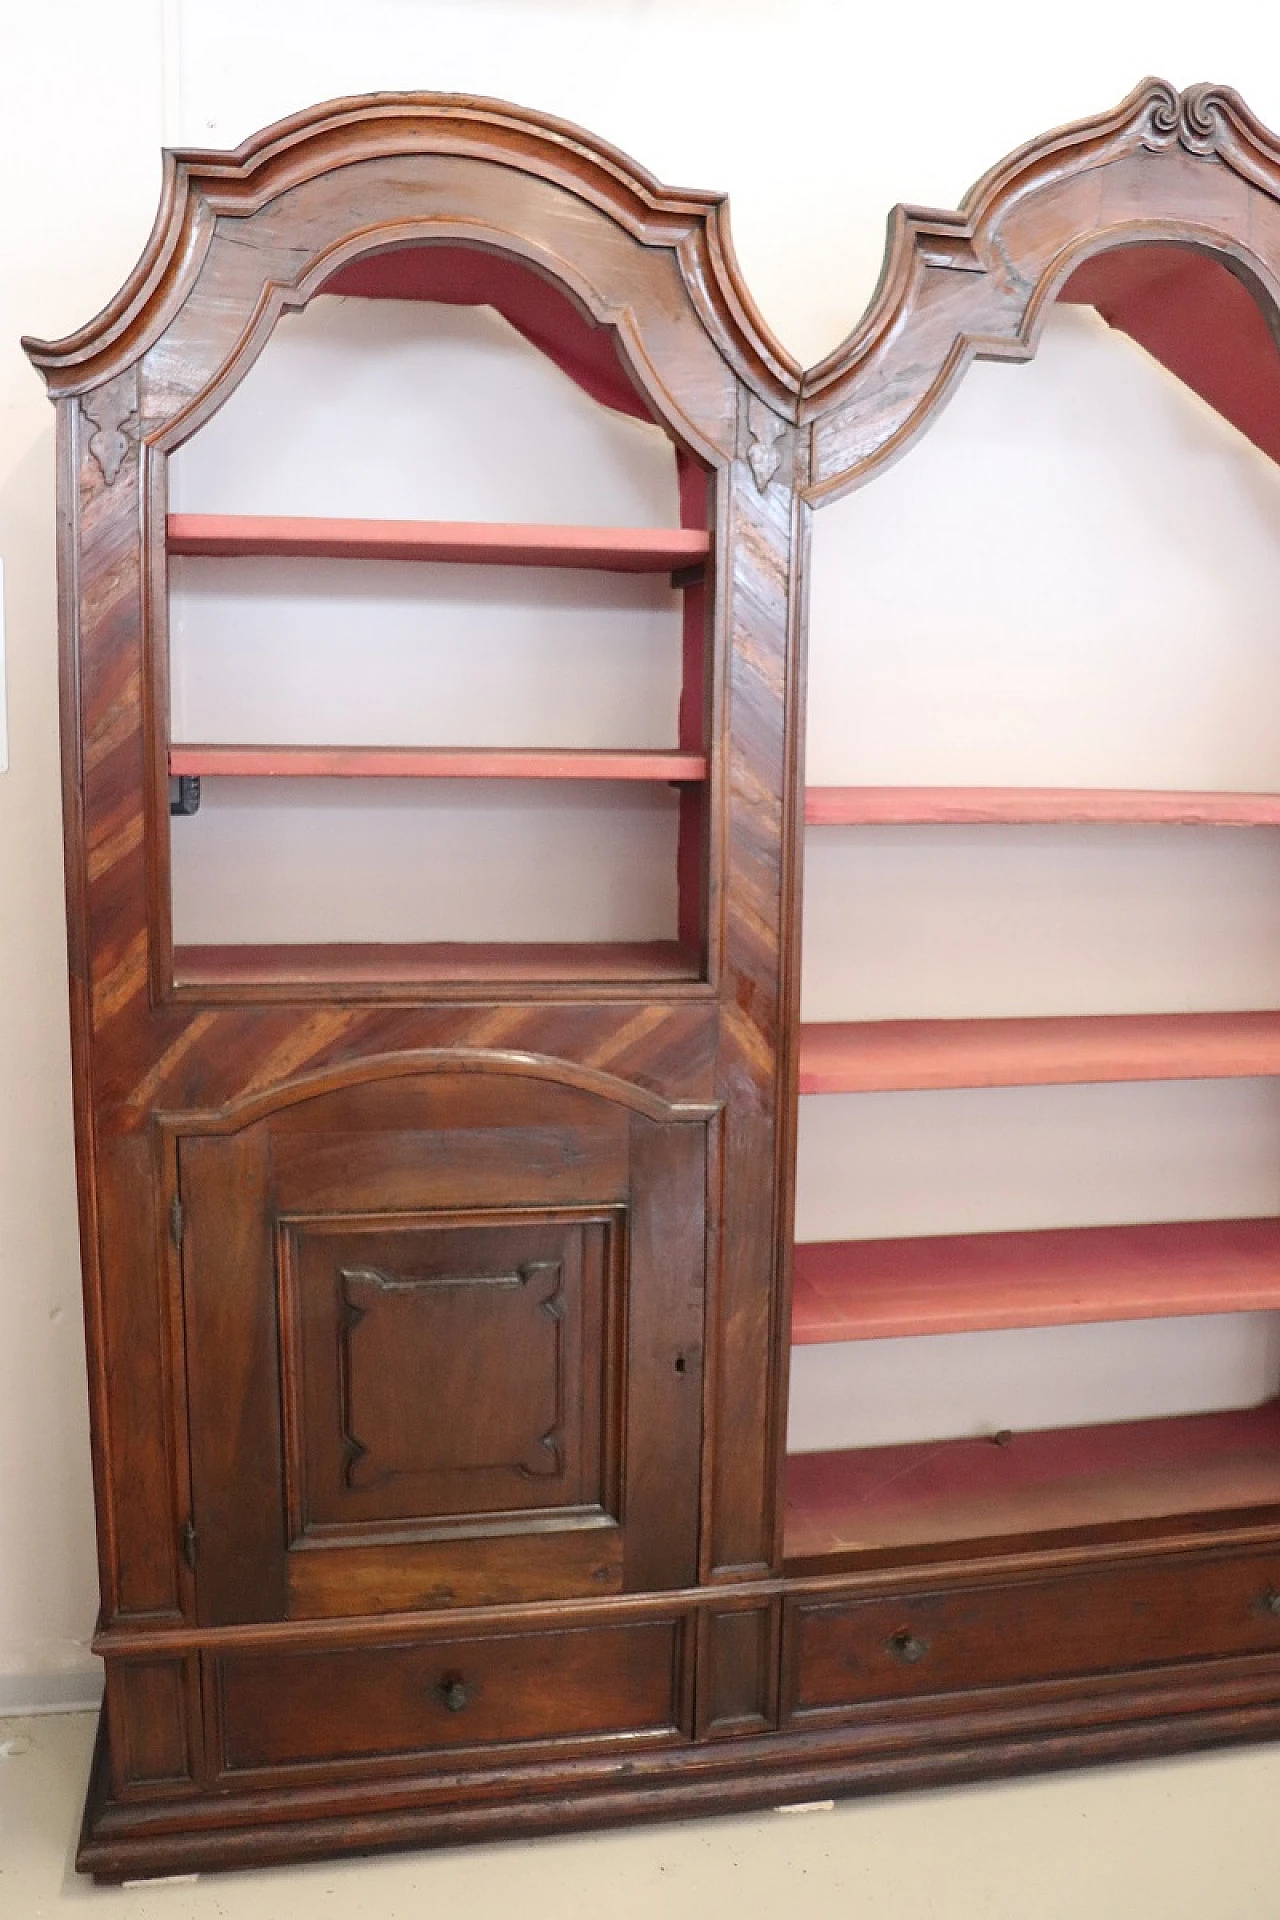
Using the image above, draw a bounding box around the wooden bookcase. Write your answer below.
[23,77,1280,1881]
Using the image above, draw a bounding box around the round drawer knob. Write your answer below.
[437,1674,470,1712]
[1259,1588,1280,1618]
[887,1628,929,1665]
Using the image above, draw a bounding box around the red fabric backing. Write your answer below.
[1062,244,1280,464]
[320,243,649,421]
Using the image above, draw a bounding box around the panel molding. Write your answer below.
[276,1206,624,1552]
[156,1047,720,1138]
[338,1259,567,1490]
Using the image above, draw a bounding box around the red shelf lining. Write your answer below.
[792,1217,1280,1344]
[1061,244,1280,472]
[317,243,659,427]
[168,745,706,782]
[172,940,703,989]
[797,1011,1280,1094]
[804,786,1280,827]
[166,514,709,574]
[784,1399,1280,1562]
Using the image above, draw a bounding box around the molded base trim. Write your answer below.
[78,1653,1280,1881]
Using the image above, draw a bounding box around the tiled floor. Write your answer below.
[5,1710,1280,1916]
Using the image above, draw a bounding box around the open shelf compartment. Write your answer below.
[798,1011,1280,1093]
[784,1399,1280,1567]
[172,938,703,991]
[792,1217,1280,1344]
[167,770,704,994]
[168,745,706,782]
[804,786,1280,826]
[167,513,711,574]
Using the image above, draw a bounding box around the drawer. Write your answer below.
[214,1616,689,1776]
[785,1549,1280,1721]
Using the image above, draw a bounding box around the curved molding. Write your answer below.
[148,215,727,472]
[21,91,799,410]
[154,1045,722,1137]
[802,77,1280,503]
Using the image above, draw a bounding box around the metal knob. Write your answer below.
[1259,1588,1280,1618]
[887,1628,929,1665]
[437,1675,469,1712]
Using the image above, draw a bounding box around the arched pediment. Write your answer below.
[22,91,800,454]
[802,78,1280,503]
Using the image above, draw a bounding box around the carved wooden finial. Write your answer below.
[1143,80,1236,156]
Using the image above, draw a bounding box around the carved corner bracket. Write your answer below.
[81,381,139,485]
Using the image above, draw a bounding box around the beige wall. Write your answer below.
[4,0,1280,1708]
[0,0,164,1708]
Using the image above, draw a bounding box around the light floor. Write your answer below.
[5,1711,1280,1917]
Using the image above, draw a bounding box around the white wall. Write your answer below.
[0,0,166,1711]
[6,0,1280,1709]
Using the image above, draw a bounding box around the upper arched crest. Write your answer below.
[801,77,1280,504]
[21,91,801,418]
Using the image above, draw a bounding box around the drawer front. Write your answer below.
[786,1550,1280,1720]
[214,1616,689,1775]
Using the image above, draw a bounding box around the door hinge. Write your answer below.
[180,1520,198,1571]
[169,1193,184,1249]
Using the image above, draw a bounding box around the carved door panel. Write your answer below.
[177,1072,709,1626]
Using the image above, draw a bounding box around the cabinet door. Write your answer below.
[178,1072,707,1625]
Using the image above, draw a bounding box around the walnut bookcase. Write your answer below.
[23,79,1280,1881]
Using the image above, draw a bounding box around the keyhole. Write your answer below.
[674,1354,687,1374]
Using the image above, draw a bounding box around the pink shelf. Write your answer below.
[792,1218,1280,1344]
[168,745,706,782]
[166,514,710,573]
[804,786,1280,827]
[173,940,702,989]
[785,1399,1280,1563]
[797,1012,1280,1094]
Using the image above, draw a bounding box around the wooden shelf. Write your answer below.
[804,786,1280,827]
[797,1011,1280,1093]
[173,940,703,989]
[784,1399,1280,1564]
[168,745,706,782]
[166,514,710,573]
[792,1218,1280,1344]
